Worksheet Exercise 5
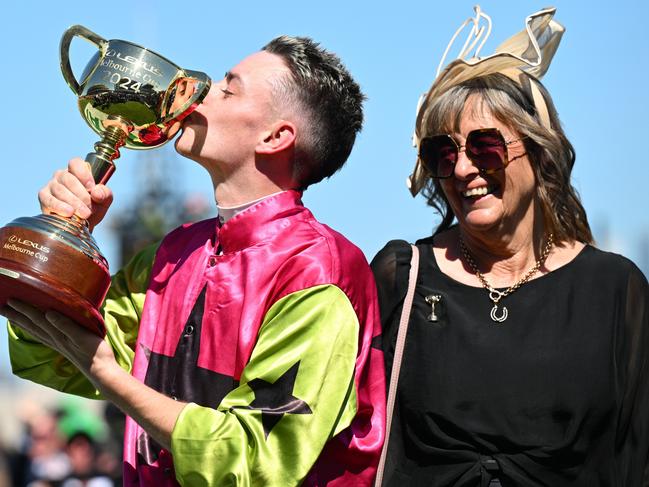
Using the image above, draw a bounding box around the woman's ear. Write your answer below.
[256,121,297,154]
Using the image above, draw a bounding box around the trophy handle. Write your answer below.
[162,69,212,122]
[181,69,212,111]
[60,25,107,95]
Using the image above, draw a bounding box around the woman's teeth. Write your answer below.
[462,186,490,198]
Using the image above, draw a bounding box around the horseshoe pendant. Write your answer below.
[490,304,508,323]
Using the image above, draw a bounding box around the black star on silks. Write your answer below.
[371,333,382,350]
[243,361,312,438]
[137,285,239,466]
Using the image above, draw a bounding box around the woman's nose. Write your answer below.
[453,149,479,180]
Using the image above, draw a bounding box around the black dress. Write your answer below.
[371,238,649,487]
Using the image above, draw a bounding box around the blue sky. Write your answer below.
[1,0,648,374]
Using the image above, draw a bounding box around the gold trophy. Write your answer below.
[0,25,211,335]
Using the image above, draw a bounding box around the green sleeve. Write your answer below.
[171,284,359,487]
[7,242,158,398]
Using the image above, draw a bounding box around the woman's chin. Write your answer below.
[459,207,502,232]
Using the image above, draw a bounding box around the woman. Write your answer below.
[372,7,649,487]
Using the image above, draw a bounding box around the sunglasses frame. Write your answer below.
[419,128,527,179]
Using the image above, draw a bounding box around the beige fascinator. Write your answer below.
[408,6,565,196]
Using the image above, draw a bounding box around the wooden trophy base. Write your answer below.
[0,215,111,336]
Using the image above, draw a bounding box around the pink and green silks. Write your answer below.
[9,190,386,486]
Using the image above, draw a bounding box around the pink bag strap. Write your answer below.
[375,244,419,486]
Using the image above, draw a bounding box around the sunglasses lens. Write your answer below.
[466,129,508,172]
[420,136,457,178]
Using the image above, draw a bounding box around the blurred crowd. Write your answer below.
[0,397,124,487]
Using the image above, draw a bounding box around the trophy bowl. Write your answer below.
[0,25,211,335]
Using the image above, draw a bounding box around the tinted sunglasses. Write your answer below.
[419,128,527,179]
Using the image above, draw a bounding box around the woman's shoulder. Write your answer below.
[579,245,645,275]
[371,239,414,270]
[566,245,649,291]
[371,238,429,297]
[370,236,439,270]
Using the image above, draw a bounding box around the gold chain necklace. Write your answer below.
[459,234,554,323]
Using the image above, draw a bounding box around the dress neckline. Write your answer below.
[424,241,593,291]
